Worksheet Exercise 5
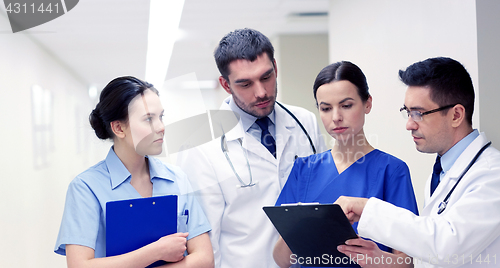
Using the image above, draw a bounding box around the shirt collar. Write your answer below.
[228,96,276,132]
[147,156,176,183]
[106,147,174,190]
[441,129,479,173]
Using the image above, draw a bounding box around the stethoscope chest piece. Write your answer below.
[437,201,447,214]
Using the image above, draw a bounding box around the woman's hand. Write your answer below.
[160,232,214,268]
[273,236,293,268]
[337,238,413,268]
[154,232,189,262]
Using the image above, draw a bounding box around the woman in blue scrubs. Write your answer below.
[54,77,214,268]
[273,62,418,268]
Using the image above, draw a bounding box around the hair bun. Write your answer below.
[89,107,110,140]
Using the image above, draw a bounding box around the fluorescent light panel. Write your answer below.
[145,0,186,90]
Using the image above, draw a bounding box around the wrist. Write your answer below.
[144,239,162,262]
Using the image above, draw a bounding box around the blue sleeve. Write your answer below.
[54,177,102,255]
[276,158,303,206]
[172,165,211,240]
[383,160,419,215]
[183,191,211,240]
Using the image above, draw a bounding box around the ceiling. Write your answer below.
[13,0,329,90]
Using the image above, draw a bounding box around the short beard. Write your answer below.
[230,83,277,118]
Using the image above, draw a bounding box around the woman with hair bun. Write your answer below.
[54,76,214,268]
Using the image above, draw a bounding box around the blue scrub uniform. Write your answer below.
[276,149,418,268]
[54,147,211,257]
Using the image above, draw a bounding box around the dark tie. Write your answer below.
[255,117,276,157]
[430,156,442,196]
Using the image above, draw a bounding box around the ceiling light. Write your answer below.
[88,86,98,99]
[145,0,186,90]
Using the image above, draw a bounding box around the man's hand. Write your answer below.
[334,196,368,224]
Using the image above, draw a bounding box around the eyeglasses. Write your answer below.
[400,104,456,122]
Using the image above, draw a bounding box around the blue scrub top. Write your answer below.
[54,147,211,257]
[276,149,419,268]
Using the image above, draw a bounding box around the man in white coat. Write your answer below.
[177,28,326,268]
[335,57,500,267]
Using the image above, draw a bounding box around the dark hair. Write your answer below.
[214,28,275,81]
[89,76,158,140]
[313,61,370,104]
[399,57,474,125]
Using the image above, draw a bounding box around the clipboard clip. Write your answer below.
[281,202,320,206]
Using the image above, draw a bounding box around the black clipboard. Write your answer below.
[106,195,177,267]
[263,203,359,267]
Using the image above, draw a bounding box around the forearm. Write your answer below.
[161,233,214,268]
[66,243,161,268]
[160,250,214,268]
[273,236,293,268]
[358,196,500,263]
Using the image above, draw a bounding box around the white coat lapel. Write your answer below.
[274,103,296,160]
[242,132,277,165]
[219,98,245,142]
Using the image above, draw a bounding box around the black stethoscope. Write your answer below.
[221,101,317,188]
[437,141,492,214]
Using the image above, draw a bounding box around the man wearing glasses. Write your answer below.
[335,57,500,267]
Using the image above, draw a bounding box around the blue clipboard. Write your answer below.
[106,195,177,267]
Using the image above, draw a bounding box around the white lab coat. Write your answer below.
[358,132,500,268]
[177,96,326,268]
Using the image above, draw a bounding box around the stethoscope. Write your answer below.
[221,101,317,188]
[437,141,492,214]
